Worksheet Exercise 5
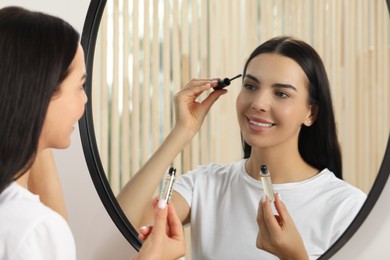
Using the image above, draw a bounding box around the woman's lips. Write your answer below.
[249,119,273,127]
[247,116,275,130]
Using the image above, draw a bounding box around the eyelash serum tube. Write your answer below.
[160,167,176,204]
[260,165,275,203]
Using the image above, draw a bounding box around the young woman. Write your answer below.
[0,6,184,260]
[0,6,85,259]
[118,36,366,259]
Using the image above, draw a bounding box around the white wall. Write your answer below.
[0,1,389,259]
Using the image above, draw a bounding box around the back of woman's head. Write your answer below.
[0,6,80,193]
[242,36,342,179]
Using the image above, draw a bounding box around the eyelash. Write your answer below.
[275,91,289,98]
[243,83,290,98]
[243,83,256,91]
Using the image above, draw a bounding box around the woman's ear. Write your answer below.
[303,104,318,127]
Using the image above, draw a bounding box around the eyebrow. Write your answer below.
[244,74,259,83]
[274,83,297,92]
[244,73,297,92]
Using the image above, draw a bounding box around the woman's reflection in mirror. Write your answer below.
[117,36,366,259]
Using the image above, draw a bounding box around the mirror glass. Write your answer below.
[88,0,389,258]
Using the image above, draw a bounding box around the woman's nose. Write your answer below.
[251,91,270,112]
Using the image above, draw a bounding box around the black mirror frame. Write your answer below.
[79,0,390,257]
[79,0,142,251]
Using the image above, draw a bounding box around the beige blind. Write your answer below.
[92,0,390,196]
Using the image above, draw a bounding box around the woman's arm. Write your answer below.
[27,148,68,220]
[117,79,225,229]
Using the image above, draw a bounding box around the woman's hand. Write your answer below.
[133,199,185,260]
[173,79,226,136]
[256,194,309,260]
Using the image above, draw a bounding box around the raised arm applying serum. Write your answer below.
[260,165,275,203]
[159,167,176,204]
[213,74,242,90]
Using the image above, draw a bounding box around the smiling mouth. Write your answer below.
[248,119,274,128]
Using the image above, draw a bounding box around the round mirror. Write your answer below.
[79,0,390,258]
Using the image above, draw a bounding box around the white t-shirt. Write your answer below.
[0,182,76,260]
[174,159,366,260]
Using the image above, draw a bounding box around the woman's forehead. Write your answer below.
[246,53,308,87]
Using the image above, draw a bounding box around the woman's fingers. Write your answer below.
[257,194,284,247]
[257,194,309,259]
[181,78,218,91]
[175,79,222,104]
[152,199,168,232]
[138,198,168,240]
[167,204,184,240]
[273,193,291,228]
[256,195,273,249]
[200,87,227,110]
[262,195,283,234]
[256,197,267,231]
[175,79,214,98]
[134,198,186,260]
[138,225,153,241]
[173,78,227,133]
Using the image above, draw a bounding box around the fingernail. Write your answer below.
[157,199,167,209]
[139,226,148,231]
[277,193,282,202]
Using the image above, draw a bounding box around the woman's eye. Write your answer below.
[243,83,256,90]
[275,91,289,98]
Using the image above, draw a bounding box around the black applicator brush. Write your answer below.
[213,74,242,90]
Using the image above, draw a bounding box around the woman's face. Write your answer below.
[39,44,87,150]
[236,53,314,151]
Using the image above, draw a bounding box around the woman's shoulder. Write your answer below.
[0,182,71,234]
[317,169,367,201]
[1,182,60,217]
[0,182,75,259]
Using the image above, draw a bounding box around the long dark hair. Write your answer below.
[0,7,80,193]
[241,36,342,179]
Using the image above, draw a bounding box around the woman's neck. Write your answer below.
[16,147,43,189]
[245,146,319,184]
[15,170,30,188]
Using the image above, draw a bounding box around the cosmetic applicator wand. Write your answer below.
[213,74,242,90]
